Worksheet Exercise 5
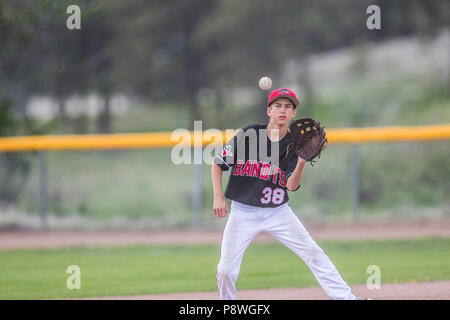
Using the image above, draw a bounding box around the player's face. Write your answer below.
[267,98,296,126]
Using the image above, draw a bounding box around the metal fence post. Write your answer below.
[352,144,361,222]
[38,151,48,231]
[193,159,203,227]
[192,121,203,227]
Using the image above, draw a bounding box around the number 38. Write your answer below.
[260,187,285,205]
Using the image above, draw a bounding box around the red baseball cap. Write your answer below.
[267,88,300,109]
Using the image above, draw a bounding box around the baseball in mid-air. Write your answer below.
[258,76,272,90]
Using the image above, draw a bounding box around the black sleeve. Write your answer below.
[213,129,243,171]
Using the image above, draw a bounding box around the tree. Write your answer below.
[105,0,217,129]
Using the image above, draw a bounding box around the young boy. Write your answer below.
[211,87,357,300]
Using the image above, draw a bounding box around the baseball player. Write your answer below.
[212,87,358,300]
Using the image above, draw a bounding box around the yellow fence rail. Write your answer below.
[0,124,449,152]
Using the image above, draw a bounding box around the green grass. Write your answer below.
[20,149,197,222]
[0,237,449,299]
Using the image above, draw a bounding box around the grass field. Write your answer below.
[1,237,449,299]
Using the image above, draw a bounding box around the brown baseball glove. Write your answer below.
[289,118,327,165]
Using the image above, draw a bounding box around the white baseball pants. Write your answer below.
[216,201,356,300]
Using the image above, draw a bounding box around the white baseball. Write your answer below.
[259,76,272,90]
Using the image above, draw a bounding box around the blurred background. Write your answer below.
[0,0,449,230]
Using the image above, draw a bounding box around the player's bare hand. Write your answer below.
[213,196,229,218]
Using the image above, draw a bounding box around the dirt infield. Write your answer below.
[1,218,449,250]
[90,281,450,300]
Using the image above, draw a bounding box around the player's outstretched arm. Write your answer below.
[286,157,307,191]
[212,163,229,218]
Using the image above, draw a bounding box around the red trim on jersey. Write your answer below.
[251,161,262,177]
[271,165,281,184]
[260,186,272,204]
[240,160,252,176]
[272,188,286,204]
[259,162,271,180]
[232,160,244,175]
[279,171,287,187]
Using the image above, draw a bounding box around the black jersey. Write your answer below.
[214,123,300,208]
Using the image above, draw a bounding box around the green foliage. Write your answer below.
[11,77,449,222]
[0,99,20,136]
[0,99,59,205]
[1,1,449,222]
[1,0,448,123]
[0,101,29,204]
